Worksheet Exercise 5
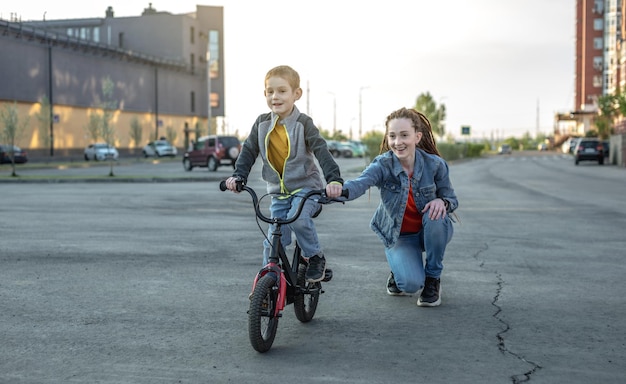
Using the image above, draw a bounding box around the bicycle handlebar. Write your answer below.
[219,179,348,225]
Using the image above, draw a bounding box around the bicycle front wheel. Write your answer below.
[248,274,279,353]
[294,263,320,322]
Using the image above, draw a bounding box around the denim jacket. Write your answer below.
[343,149,458,248]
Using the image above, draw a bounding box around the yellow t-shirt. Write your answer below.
[267,123,289,177]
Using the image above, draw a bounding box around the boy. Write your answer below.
[224,65,343,282]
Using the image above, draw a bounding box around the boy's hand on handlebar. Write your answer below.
[325,183,343,198]
[225,176,242,193]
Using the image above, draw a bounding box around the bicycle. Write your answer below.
[219,179,347,353]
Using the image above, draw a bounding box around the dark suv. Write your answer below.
[573,137,604,165]
[183,135,241,171]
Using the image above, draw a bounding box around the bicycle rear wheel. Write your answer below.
[294,263,320,322]
[248,274,279,352]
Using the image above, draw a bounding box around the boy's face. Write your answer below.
[264,76,302,119]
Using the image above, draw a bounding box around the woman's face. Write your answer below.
[386,117,422,161]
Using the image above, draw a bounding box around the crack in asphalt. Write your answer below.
[474,243,543,383]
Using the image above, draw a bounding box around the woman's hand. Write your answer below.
[423,198,447,220]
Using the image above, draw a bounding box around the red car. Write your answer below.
[183,135,241,172]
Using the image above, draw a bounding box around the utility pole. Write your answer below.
[306,80,310,115]
[207,47,212,136]
[359,86,369,139]
[328,91,336,136]
[536,98,540,138]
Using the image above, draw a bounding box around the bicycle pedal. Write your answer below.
[322,268,333,282]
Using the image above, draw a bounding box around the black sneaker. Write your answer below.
[386,272,405,296]
[305,254,326,283]
[417,277,441,307]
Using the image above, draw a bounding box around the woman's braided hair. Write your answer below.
[379,107,441,157]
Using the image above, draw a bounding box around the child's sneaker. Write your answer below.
[305,254,326,282]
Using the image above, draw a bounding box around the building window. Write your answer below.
[190,53,195,74]
[119,32,124,48]
[191,91,196,113]
[593,0,604,14]
[593,37,603,50]
[593,75,602,88]
[593,18,603,30]
[80,27,89,40]
[93,27,100,43]
[208,30,220,79]
[210,92,220,108]
[593,56,603,70]
[190,26,195,44]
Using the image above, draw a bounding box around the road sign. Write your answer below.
[461,126,470,135]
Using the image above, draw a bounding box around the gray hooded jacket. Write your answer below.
[233,106,343,194]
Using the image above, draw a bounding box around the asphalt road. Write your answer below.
[1,152,625,383]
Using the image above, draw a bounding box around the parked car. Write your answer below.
[84,143,119,161]
[573,137,604,165]
[183,135,241,171]
[537,143,548,151]
[326,140,366,158]
[326,140,341,157]
[602,140,610,158]
[142,139,177,158]
[347,140,367,157]
[498,144,512,155]
[0,144,28,164]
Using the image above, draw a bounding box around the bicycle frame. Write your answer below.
[244,190,328,316]
[219,179,347,352]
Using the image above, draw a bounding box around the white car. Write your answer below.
[497,144,512,155]
[84,143,119,161]
[143,140,177,157]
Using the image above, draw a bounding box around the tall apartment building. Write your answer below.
[575,0,606,111]
[567,0,626,135]
[0,4,224,155]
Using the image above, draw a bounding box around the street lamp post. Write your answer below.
[206,47,212,136]
[358,86,369,139]
[44,11,54,156]
[328,91,336,136]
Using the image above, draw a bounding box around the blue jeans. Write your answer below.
[384,214,453,294]
[263,189,322,265]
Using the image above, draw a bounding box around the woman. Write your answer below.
[343,107,457,307]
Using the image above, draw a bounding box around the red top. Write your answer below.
[400,176,423,234]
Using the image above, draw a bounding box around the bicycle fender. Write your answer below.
[275,273,287,316]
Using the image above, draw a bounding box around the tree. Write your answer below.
[100,77,117,176]
[83,77,118,176]
[0,102,29,177]
[86,112,101,143]
[415,92,446,138]
[361,130,384,159]
[596,94,617,139]
[165,126,177,144]
[129,117,143,149]
[35,95,51,154]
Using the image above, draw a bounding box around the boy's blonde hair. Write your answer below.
[265,65,300,90]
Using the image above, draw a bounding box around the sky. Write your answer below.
[5,0,576,140]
